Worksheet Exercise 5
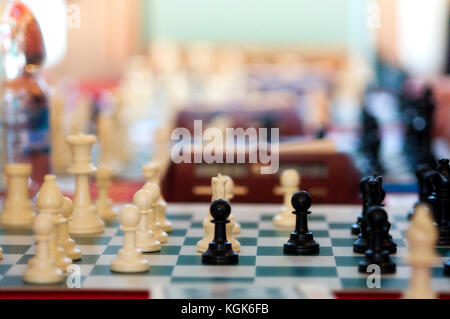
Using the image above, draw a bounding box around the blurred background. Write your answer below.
[0,0,449,196]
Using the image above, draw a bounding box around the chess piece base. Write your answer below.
[0,212,34,230]
[55,253,73,272]
[354,238,397,254]
[152,228,168,244]
[23,261,64,285]
[136,232,161,253]
[61,240,82,261]
[358,251,396,274]
[197,238,240,254]
[156,202,173,232]
[110,250,149,273]
[160,219,173,233]
[69,207,105,236]
[283,232,320,255]
[202,243,239,265]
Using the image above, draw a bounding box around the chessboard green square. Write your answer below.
[75,237,112,245]
[436,247,450,256]
[171,277,254,283]
[256,266,338,277]
[261,215,275,221]
[239,222,259,229]
[2,245,31,254]
[330,238,407,247]
[17,254,33,265]
[0,275,78,287]
[341,278,408,290]
[235,237,257,246]
[0,229,33,236]
[159,245,182,255]
[335,256,407,267]
[0,265,11,275]
[257,246,333,256]
[73,255,101,265]
[167,214,193,221]
[334,256,364,267]
[169,229,188,237]
[190,222,202,229]
[183,237,202,246]
[431,267,449,278]
[331,238,358,247]
[103,245,121,255]
[328,223,354,230]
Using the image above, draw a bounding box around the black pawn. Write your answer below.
[351,176,370,236]
[283,191,320,255]
[202,199,239,265]
[444,259,450,276]
[358,206,396,274]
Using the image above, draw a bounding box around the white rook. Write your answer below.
[66,134,104,235]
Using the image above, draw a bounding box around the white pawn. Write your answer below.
[224,175,241,234]
[197,174,240,253]
[0,163,34,229]
[403,204,438,299]
[111,205,149,273]
[36,175,73,272]
[273,169,300,228]
[143,182,169,244]
[23,213,64,284]
[142,162,173,232]
[59,197,82,261]
[133,189,161,252]
[95,164,117,222]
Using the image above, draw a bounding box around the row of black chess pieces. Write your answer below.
[203,188,400,275]
[350,174,398,274]
[350,159,450,275]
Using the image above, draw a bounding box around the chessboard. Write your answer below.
[0,194,448,299]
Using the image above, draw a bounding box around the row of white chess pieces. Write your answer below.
[17,173,245,284]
